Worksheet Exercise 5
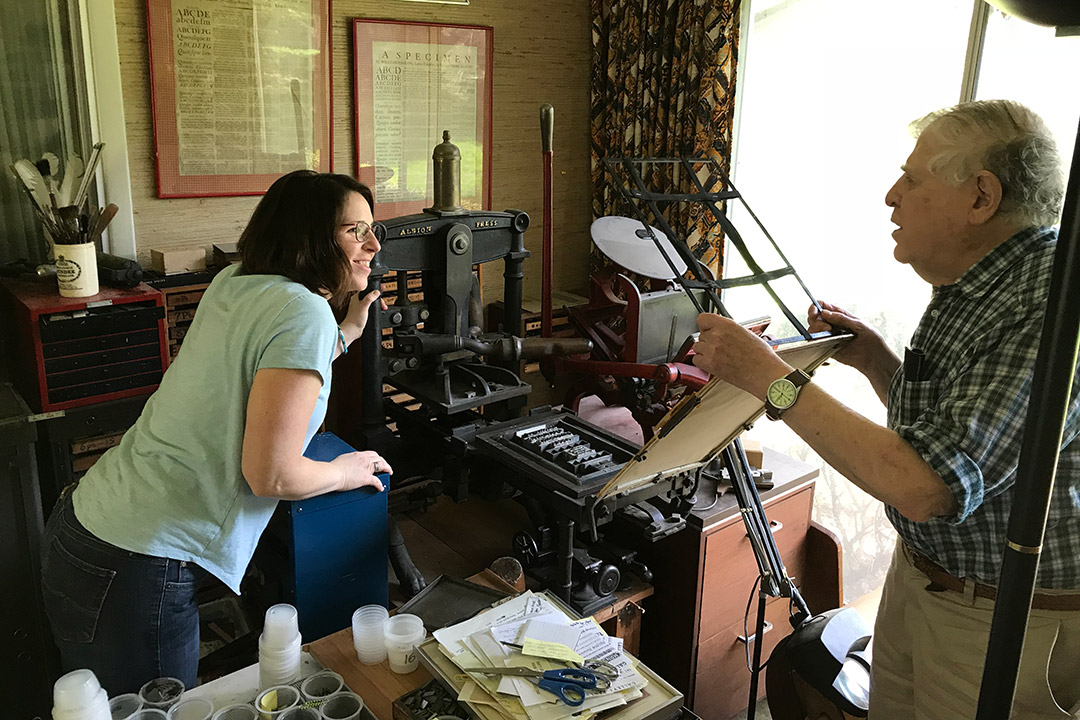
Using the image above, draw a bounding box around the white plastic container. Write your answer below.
[262,604,300,645]
[384,613,425,674]
[52,669,110,720]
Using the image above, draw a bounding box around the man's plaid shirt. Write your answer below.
[886,226,1080,589]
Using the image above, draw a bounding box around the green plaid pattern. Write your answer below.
[886,227,1080,589]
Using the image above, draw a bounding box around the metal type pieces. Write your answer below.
[510,423,618,479]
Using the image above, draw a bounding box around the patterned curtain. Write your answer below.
[590,0,741,277]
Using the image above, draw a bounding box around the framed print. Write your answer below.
[353,19,493,217]
[146,0,332,197]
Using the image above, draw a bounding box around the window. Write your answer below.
[726,0,1079,604]
[0,0,90,266]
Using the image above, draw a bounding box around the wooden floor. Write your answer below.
[390,492,535,603]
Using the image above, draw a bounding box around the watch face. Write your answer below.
[767,378,798,409]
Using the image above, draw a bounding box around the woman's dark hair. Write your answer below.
[238,170,375,306]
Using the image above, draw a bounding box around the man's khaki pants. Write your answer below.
[868,541,1080,719]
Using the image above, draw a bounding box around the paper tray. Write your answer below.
[415,591,683,720]
[397,575,512,632]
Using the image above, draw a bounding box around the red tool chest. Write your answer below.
[1,279,168,413]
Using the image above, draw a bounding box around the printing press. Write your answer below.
[354,133,702,615]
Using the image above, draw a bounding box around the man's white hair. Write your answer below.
[912,99,1065,228]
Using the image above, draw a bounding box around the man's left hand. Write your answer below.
[695,313,792,398]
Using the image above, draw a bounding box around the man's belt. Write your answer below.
[909,548,1080,611]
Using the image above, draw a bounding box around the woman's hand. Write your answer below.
[330,450,392,492]
[339,290,386,347]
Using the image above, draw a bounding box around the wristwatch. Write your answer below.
[764,369,811,421]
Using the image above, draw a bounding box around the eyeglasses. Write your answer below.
[343,220,375,243]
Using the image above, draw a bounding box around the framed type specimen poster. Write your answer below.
[147,0,331,197]
[353,19,493,217]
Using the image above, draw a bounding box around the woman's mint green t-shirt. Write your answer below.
[73,265,338,593]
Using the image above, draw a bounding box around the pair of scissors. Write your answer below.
[576,659,618,690]
[460,666,599,706]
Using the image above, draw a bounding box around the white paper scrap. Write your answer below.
[521,619,583,650]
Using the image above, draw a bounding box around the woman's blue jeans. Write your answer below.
[40,491,205,694]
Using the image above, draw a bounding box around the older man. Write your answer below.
[694,99,1080,719]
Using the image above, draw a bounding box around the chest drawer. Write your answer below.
[698,485,813,642]
[693,593,794,718]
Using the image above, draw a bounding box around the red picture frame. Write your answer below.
[146,0,332,198]
[353,19,493,218]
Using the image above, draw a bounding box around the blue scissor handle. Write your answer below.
[536,669,597,706]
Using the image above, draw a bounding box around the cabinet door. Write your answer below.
[698,485,813,643]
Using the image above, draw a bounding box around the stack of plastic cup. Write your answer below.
[139,678,185,712]
[351,605,389,664]
[166,697,214,720]
[316,693,363,720]
[259,604,302,689]
[52,669,110,720]
[254,686,300,720]
[127,712,168,720]
[383,613,426,674]
[109,693,143,720]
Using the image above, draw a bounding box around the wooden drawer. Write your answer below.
[693,594,794,719]
[698,485,813,642]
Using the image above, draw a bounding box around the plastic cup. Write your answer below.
[211,706,258,720]
[279,710,319,720]
[262,604,300,646]
[167,698,214,720]
[110,693,145,720]
[254,686,300,720]
[128,712,169,720]
[139,678,185,711]
[300,671,344,701]
[317,693,363,720]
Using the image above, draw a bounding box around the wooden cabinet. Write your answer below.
[636,450,836,720]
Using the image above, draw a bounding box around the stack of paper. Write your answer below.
[430,591,650,720]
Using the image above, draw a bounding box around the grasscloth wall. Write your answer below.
[114,0,594,299]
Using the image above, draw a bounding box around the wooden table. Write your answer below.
[308,570,653,720]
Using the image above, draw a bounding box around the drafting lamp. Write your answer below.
[974,3,1080,719]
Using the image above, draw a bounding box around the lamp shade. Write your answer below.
[984,0,1080,27]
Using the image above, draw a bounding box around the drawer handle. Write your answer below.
[737,621,772,645]
[744,520,783,539]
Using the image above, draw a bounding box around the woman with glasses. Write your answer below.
[39,170,388,693]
